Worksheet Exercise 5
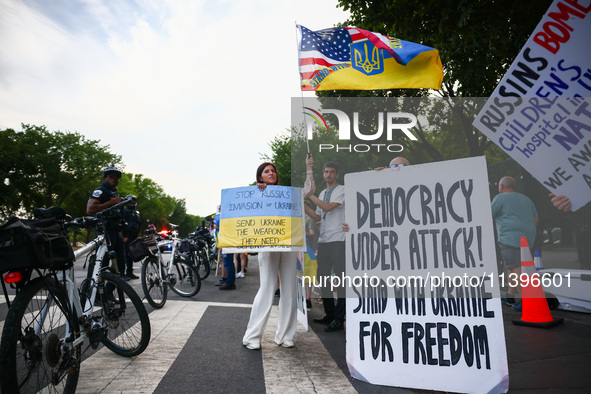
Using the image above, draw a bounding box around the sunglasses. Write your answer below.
[389,163,407,168]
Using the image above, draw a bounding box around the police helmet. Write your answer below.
[102,165,122,178]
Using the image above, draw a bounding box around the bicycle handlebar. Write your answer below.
[64,216,97,230]
[64,195,137,231]
[95,195,136,218]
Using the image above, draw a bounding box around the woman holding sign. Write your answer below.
[242,162,298,350]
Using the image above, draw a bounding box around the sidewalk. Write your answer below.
[43,252,591,392]
[305,294,591,393]
[504,243,591,391]
[501,304,591,392]
[540,246,582,270]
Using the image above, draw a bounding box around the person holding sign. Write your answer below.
[492,176,539,310]
[304,158,346,332]
[341,156,411,233]
[242,163,299,350]
[550,194,572,212]
[373,156,410,171]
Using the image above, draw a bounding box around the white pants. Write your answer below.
[242,251,297,347]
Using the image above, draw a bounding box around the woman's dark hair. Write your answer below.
[256,162,279,185]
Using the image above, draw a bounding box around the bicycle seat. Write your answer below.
[33,206,67,220]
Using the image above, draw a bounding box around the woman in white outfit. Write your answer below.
[242,162,298,350]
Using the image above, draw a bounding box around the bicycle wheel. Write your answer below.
[193,251,210,280]
[169,258,201,297]
[141,256,167,309]
[98,271,151,357]
[209,248,219,271]
[0,276,80,394]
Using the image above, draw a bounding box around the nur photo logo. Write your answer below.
[303,107,419,153]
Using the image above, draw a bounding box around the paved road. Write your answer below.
[2,253,591,393]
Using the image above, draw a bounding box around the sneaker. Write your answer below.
[501,295,516,306]
[219,284,236,290]
[511,302,522,311]
[313,315,333,324]
[215,278,226,286]
[244,342,261,350]
[127,273,140,280]
[236,271,245,278]
[279,340,294,348]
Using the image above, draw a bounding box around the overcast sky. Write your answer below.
[0,0,349,216]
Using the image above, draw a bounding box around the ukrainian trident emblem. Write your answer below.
[351,41,384,76]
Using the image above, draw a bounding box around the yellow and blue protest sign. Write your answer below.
[218,186,305,252]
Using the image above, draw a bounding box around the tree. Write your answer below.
[286,96,511,194]
[310,0,554,160]
[261,132,292,186]
[119,175,202,236]
[0,124,120,219]
[168,198,203,236]
[124,173,174,231]
[0,125,203,235]
[337,0,553,97]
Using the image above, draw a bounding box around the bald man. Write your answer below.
[491,176,539,310]
[374,156,410,170]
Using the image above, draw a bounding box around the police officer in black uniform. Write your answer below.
[87,165,126,277]
[122,199,141,279]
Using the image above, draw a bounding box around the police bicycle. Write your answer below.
[191,226,219,275]
[182,227,213,280]
[0,197,151,394]
[134,224,200,309]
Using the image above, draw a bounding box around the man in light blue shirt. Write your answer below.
[491,176,539,310]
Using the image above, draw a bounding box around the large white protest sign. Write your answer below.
[344,157,508,394]
[473,0,591,211]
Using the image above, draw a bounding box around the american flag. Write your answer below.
[298,25,398,83]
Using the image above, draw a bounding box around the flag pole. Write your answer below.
[296,23,316,211]
[295,21,311,155]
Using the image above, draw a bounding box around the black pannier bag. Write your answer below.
[0,216,75,272]
[179,240,199,253]
[179,240,192,253]
[129,237,158,262]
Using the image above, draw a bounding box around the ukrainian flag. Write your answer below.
[303,241,318,285]
[298,25,443,91]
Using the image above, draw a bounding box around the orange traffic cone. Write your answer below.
[513,237,563,328]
